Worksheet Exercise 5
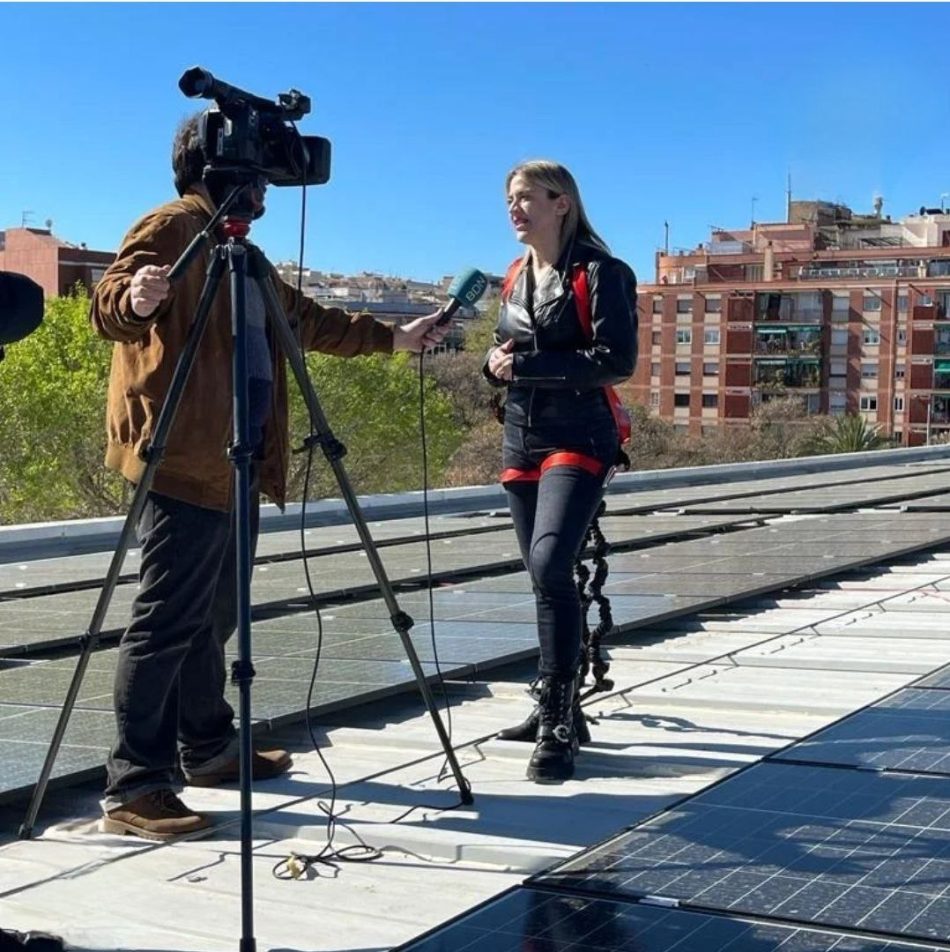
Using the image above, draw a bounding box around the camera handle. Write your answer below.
[20,188,473,952]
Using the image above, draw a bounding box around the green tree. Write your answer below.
[0,287,126,522]
[286,350,464,500]
[426,305,504,486]
[799,413,893,455]
[746,396,827,459]
[0,289,464,522]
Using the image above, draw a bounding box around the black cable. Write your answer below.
[269,449,383,881]
[271,162,465,879]
[417,350,456,783]
[269,158,381,881]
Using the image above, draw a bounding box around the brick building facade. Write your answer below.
[0,227,114,299]
[627,201,950,445]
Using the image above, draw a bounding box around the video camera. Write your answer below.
[179,67,331,188]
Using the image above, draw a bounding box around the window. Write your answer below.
[704,328,720,345]
[830,359,847,377]
[860,395,878,411]
[704,297,722,313]
[651,361,661,376]
[674,393,690,407]
[861,362,878,378]
[898,294,909,312]
[652,297,663,314]
[831,328,848,346]
[830,392,847,416]
[863,294,882,312]
[702,393,718,408]
[894,395,905,412]
[832,293,850,313]
[703,361,719,376]
[895,363,906,379]
[676,298,692,314]
[676,328,692,344]
[921,293,934,307]
[650,391,660,407]
[863,327,881,345]
[675,361,690,376]
[897,328,908,345]
[652,331,662,346]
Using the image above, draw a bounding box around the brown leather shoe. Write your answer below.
[100,789,213,841]
[185,748,293,788]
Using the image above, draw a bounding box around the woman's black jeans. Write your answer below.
[502,416,617,679]
[103,478,260,806]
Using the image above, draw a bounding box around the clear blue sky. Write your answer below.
[4,3,950,285]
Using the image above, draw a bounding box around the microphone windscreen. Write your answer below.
[447,268,489,309]
[0,272,44,346]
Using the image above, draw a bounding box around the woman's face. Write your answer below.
[506,173,568,247]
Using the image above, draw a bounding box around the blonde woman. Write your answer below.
[485,160,637,782]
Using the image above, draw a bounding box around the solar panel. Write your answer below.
[394,887,945,952]
[776,689,950,775]
[917,666,950,690]
[534,762,950,944]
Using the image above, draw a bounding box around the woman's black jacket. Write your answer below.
[486,242,638,429]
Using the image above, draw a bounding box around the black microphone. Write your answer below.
[0,271,44,347]
[437,268,489,325]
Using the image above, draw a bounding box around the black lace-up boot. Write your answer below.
[526,674,576,783]
[498,671,591,745]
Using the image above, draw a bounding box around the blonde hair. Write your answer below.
[505,159,611,259]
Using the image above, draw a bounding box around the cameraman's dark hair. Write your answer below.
[172,112,206,197]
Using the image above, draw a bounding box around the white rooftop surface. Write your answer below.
[2,554,949,951]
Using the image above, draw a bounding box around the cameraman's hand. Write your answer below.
[130,265,171,318]
[392,311,450,353]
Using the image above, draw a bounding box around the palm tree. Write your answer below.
[800,413,892,455]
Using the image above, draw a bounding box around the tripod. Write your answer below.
[19,183,473,952]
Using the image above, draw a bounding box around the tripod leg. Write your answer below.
[19,250,229,839]
[225,242,258,952]
[251,256,472,804]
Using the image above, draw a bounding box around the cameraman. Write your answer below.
[92,113,447,840]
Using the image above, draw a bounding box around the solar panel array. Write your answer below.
[394,886,945,952]
[390,465,950,952]
[5,461,950,949]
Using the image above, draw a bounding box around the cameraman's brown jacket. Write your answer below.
[90,189,394,511]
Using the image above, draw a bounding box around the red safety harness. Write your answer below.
[498,258,631,485]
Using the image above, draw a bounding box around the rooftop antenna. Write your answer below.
[750,196,758,227]
[663,220,669,253]
[20,210,34,228]
[786,171,792,223]
[941,193,949,213]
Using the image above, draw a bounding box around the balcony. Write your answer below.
[799,263,920,280]
[935,325,950,356]
[754,357,822,390]
[756,292,824,323]
[754,325,823,357]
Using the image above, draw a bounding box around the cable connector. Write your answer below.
[286,854,307,879]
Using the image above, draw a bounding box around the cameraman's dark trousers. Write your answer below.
[501,417,617,677]
[102,475,260,809]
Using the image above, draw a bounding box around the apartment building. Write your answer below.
[628,200,950,445]
[0,227,114,299]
